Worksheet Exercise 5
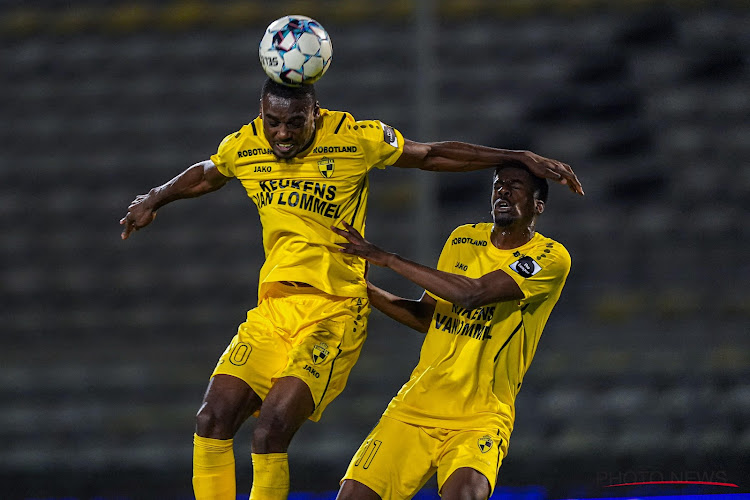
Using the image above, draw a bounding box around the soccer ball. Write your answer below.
[259,15,332,86]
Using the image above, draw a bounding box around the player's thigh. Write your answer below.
[279,295,368,421]
[252,376,315,451]
[440,467,490,500]
[210,303,289,404]
[336,479,382,500]
[436,430,507,498]
[341,416,435,500]
[195,374,262,439]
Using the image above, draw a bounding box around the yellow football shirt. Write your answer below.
[383,223,571,442]
[210,109,404,300]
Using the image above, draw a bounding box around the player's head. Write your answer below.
[491,162,548,228]
[260,78,320,159]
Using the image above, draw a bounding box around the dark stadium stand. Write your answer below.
[1,1,748,498]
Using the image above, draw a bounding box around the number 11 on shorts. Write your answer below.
[354,438,382,469]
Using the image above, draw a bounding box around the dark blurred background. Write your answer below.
[1,0,749,498]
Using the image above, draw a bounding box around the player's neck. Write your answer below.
[490,223,535,250]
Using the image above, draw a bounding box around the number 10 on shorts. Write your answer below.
[354,438,382,469]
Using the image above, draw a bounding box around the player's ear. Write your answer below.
[314,101,321,119]
[535,199,545,215]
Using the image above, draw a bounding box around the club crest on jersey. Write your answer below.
[317,157,335,178]
[477,435,493,453]
[509,256,542,278]
[312,342,329,364]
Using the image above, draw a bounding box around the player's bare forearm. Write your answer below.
[367,282,434,333]
[334,222,523,310]
[147,160,229,210]
[385,254,522,310]
[120,160,229,239]
[394,139,583,195]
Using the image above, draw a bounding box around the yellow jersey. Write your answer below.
[383,223,571,442]
[210,109,404,301]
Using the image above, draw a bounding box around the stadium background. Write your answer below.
[1,0,749,498]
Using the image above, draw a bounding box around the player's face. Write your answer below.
[491,167,544,227]
[261,94,320,159]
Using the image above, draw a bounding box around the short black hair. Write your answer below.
[494,160,549,203]
[261,78,317,105]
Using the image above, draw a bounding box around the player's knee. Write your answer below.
[252,412,297,452]
[194,401,238,439]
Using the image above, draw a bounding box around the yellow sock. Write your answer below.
[193,433,236,500]
[249,452,290,500]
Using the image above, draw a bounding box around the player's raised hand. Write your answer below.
[514,151,584,195]
[331,222,394,268]
[120,193,158,240]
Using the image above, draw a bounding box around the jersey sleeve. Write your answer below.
[353,119,404,170]
[209,131,241,178]
[504,242,571,304]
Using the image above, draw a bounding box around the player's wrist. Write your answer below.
[146,187,166,210]
[384,252,402,270]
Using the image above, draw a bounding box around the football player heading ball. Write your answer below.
[120,14,582,500]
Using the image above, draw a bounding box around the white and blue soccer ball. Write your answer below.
[259,15,332,86]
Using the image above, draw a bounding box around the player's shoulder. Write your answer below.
[532,232,571,266]
[318,109,355,134]
[442,223,493,249]
[218,118,264,149]
[449,222,493,238]
[321,109,398,141]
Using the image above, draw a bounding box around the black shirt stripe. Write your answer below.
[334,115,346,134]
[494,320,523,362]
[348,176,368,226]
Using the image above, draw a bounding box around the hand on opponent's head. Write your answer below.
[516,151,583,196]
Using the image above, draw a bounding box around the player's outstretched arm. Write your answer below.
[367,282,436,333]
[120,160,230,240]
[332,223,524,310]
[393,139,583,195]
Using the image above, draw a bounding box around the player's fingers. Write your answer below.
[341,221,363,238]
[121,223,132,240]
[331,225,350,238]
[545,163,563,180]
[331,226,359,245]
[557,164,583,195]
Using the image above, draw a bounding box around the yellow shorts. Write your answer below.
[212,282,369,422]
[342,415,507,499]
